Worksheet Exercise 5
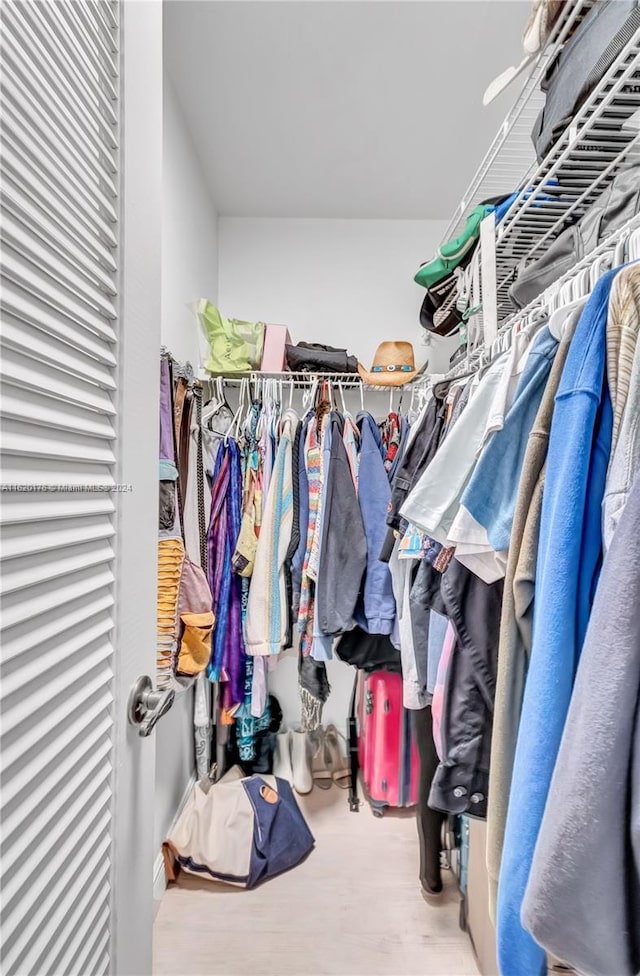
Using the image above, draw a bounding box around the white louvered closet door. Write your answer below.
[0,1,161,974]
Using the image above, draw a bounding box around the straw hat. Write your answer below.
[357,341,418,387]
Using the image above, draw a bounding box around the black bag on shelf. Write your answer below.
[285,342,358,373]
[509,160,640,309]
[532,0,640,162]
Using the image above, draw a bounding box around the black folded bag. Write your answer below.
[285,342,358,373]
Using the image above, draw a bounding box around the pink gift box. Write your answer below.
[260,324,292,372]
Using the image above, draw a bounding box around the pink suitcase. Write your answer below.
[351,669,419,816]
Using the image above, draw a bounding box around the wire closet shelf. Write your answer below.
[197,370,432,393]
[443,212,640,382]
[442,0,640,323]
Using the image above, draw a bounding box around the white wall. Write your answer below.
[218,217,458,375]
[218,217,456,731]
[161,78,218,367]
[155,75,219,861]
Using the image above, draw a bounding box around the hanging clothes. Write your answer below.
[447,326,559,583]
[520,466,640,976]
[245,408,298,656]
[355,412,396,635]
[316,412,367,637]
[497,269,618,976]
[207,437,246,713]
[486,311,578,920]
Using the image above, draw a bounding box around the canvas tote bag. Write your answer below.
[163,766,315,889]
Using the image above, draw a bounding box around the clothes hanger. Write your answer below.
[614,233,628,267]
[338,381,347,415]
[548,266,592,340]
[302,378,318,413]
[201,376,227,424]
[225,377,247,445]
[590,252,611,291]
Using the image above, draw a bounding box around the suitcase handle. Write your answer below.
[347,669,360,813]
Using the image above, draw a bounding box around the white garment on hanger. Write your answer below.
[389,540,428,710]
[400,355,506,545]
[479,328,532,452]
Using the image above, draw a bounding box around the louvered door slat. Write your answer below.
[2,180,117,292]
[0,282,118,362]
[71,0,119,63]
[0,110,118,246]
[2,148,118,272]
[0,60,118,196]
[2,703,112,810]
[16,859,109,976]
[2,250,117,341]
[2,5,118,156]
[27,2,119,111]
[2,719,111,842]
[2,220,118,317]
[0,1,120,972]
[1,348,116,408]
[2,591,115,669]
[61,905,109,973]
[0,378,118,434]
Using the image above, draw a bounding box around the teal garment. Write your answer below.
[159,459,178,480]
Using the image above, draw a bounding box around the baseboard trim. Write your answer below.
[153,773,196,902]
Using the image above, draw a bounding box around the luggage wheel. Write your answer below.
[372,807,385,818]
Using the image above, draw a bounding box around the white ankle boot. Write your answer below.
[273,731,293,783]
[290,730,313,795]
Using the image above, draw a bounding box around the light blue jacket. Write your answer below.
[497,270,617,976]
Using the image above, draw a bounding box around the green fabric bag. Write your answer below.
[414,204,494,289]
[198,300,265,373]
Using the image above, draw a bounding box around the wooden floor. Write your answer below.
[153,785,479,976]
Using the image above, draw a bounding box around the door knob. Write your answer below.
[127,675,175,737]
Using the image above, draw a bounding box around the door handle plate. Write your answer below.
[127,675,175,737]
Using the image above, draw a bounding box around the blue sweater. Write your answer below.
[356,413,396,635]
[497,271,617,976]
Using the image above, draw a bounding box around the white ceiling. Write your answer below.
[164,0,529,220]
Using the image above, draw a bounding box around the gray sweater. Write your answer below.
[521,468,640,976]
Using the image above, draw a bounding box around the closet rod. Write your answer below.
[197,370,432,393]
[444,212,640,382]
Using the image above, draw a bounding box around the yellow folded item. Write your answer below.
[177,611,215,675]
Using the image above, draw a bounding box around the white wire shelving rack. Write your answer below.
[443,213,640,382]
[442,0,640,325]
[442,0,596,242]
[197,369,432,394]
